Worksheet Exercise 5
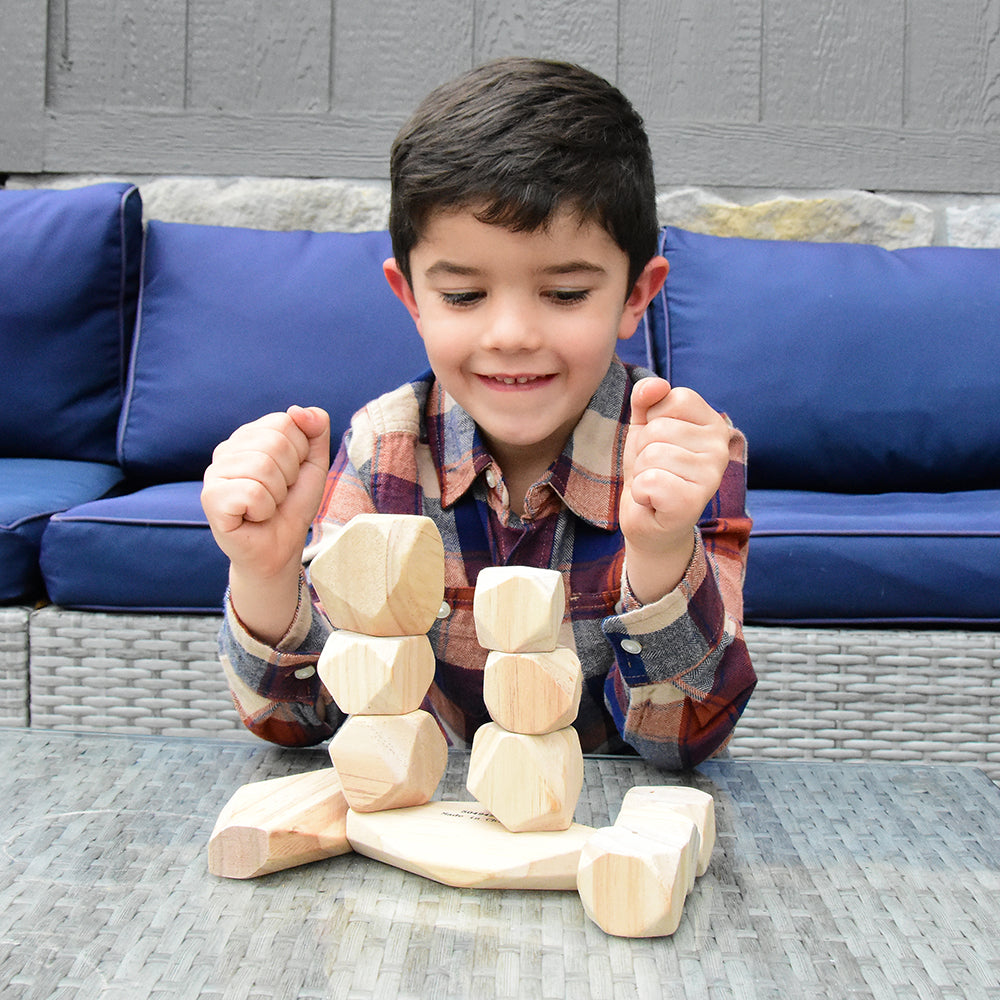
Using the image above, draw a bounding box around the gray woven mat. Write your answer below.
[2,730,998,999]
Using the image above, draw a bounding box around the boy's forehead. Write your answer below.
[411,203,627,272]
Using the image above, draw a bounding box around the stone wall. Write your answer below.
[7,175,1000,249]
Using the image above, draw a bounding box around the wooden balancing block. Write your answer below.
[614,806,700,896]
[346,800,595,890]
[318,631,435,716]
[466,723,584,833]
[618,785,716,876]
[310,513,445,636]
[208,767,351,879]
[473,566,565,652]
[328,711,447,813]
[483,647,583,735]
[577,826,692,938]
[576,784,717,937]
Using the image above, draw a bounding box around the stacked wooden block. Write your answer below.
[466,566,585,833]
[315,514,448,813]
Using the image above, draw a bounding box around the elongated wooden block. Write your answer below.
[208,768,351,879]
[473,566,565,653]
[347,800,595,889]
[318,630,435,715]
[577,826,689,938]
[328,710,447,813]
[619,785,716,875]
[310,513,445,636]
[466,722,583,832]
[483,647,582,735]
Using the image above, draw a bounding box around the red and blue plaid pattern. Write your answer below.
[219,361,756,769]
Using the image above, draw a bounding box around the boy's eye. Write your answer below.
[548,289,590,304]
[441,290,484,307]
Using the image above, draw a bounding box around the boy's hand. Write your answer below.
[201,405,331,581]
[620,378,731,605]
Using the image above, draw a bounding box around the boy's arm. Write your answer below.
[202,405,348,745]
[213,428,382,745]
[604,379,757,768]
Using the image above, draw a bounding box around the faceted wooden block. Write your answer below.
[318,630,435,715]
[310,513,445,636]
[577,826,688,937]
[328,710,447,813]
[208,768,351,879]
[614,804,699,896]
[466,722,583,833]
[347,801,595,890]
[483,647,582,734]
[619,785,716,876]
[473,566,565,653]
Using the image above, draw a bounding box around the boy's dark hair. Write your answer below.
[389,58,658,291]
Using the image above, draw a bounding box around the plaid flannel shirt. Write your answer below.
[219,360,756,769]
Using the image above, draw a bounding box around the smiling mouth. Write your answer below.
[482,374,553,386]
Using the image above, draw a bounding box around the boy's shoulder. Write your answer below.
[352,371,435,439]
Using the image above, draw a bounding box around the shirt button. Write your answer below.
[294,666,316,679]
[621,639,643,655]
[436,601,452,619]
[485,468,498,488]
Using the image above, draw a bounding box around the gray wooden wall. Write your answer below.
[2,0,999,192]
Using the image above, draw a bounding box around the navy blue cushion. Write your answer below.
[745,489,1000,625]
[0,183,142,464]
[651,227,1000,492]
[118,222,431,482]
[39,482,227,612]
[0,459,123,603]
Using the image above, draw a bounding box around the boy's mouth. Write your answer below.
[480,373,554,387]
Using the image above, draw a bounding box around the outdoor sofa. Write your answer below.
[2,182,998,777]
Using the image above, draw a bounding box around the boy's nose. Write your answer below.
[481,301,542,352]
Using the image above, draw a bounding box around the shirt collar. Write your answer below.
[427,360,634,531]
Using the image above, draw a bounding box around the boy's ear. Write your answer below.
[383,258,423,333]
[617,255,669,341]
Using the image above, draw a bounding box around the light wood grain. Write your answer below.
[208,767,351,879]
[473,566,565,654]
[310,513,445,637]
[318,630,435,716]
[577,825,689,938]
[346,800,595,889]
[483,647,582,735]
[619,785,716,876]
[328,710,447,813]
[466,722,583,833]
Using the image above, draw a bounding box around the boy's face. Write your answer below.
[384,205,667,479]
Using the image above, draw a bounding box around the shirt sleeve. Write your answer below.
[600,423,757,769]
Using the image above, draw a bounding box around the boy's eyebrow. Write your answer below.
[423,259,608,278]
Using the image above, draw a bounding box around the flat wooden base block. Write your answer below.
[346,800,595,889]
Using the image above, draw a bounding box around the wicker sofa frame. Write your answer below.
[4,605,997,781]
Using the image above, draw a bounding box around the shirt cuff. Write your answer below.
[225,571,318,661]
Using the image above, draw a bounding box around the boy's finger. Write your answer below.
[629,377,672,426]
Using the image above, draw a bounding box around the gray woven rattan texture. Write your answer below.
[734,626,1000,781]
[27,606,251,739]
[22,608,1000,780]
[1,731,998,1000]
[0,606,29,726]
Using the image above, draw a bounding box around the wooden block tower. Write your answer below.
[313,514,449,813]
[466,566,585,833]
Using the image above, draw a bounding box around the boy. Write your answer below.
[201,58,756,769]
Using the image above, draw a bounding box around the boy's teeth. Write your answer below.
[497,376,537,384]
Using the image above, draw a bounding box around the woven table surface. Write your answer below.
[1,729,998,1000]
